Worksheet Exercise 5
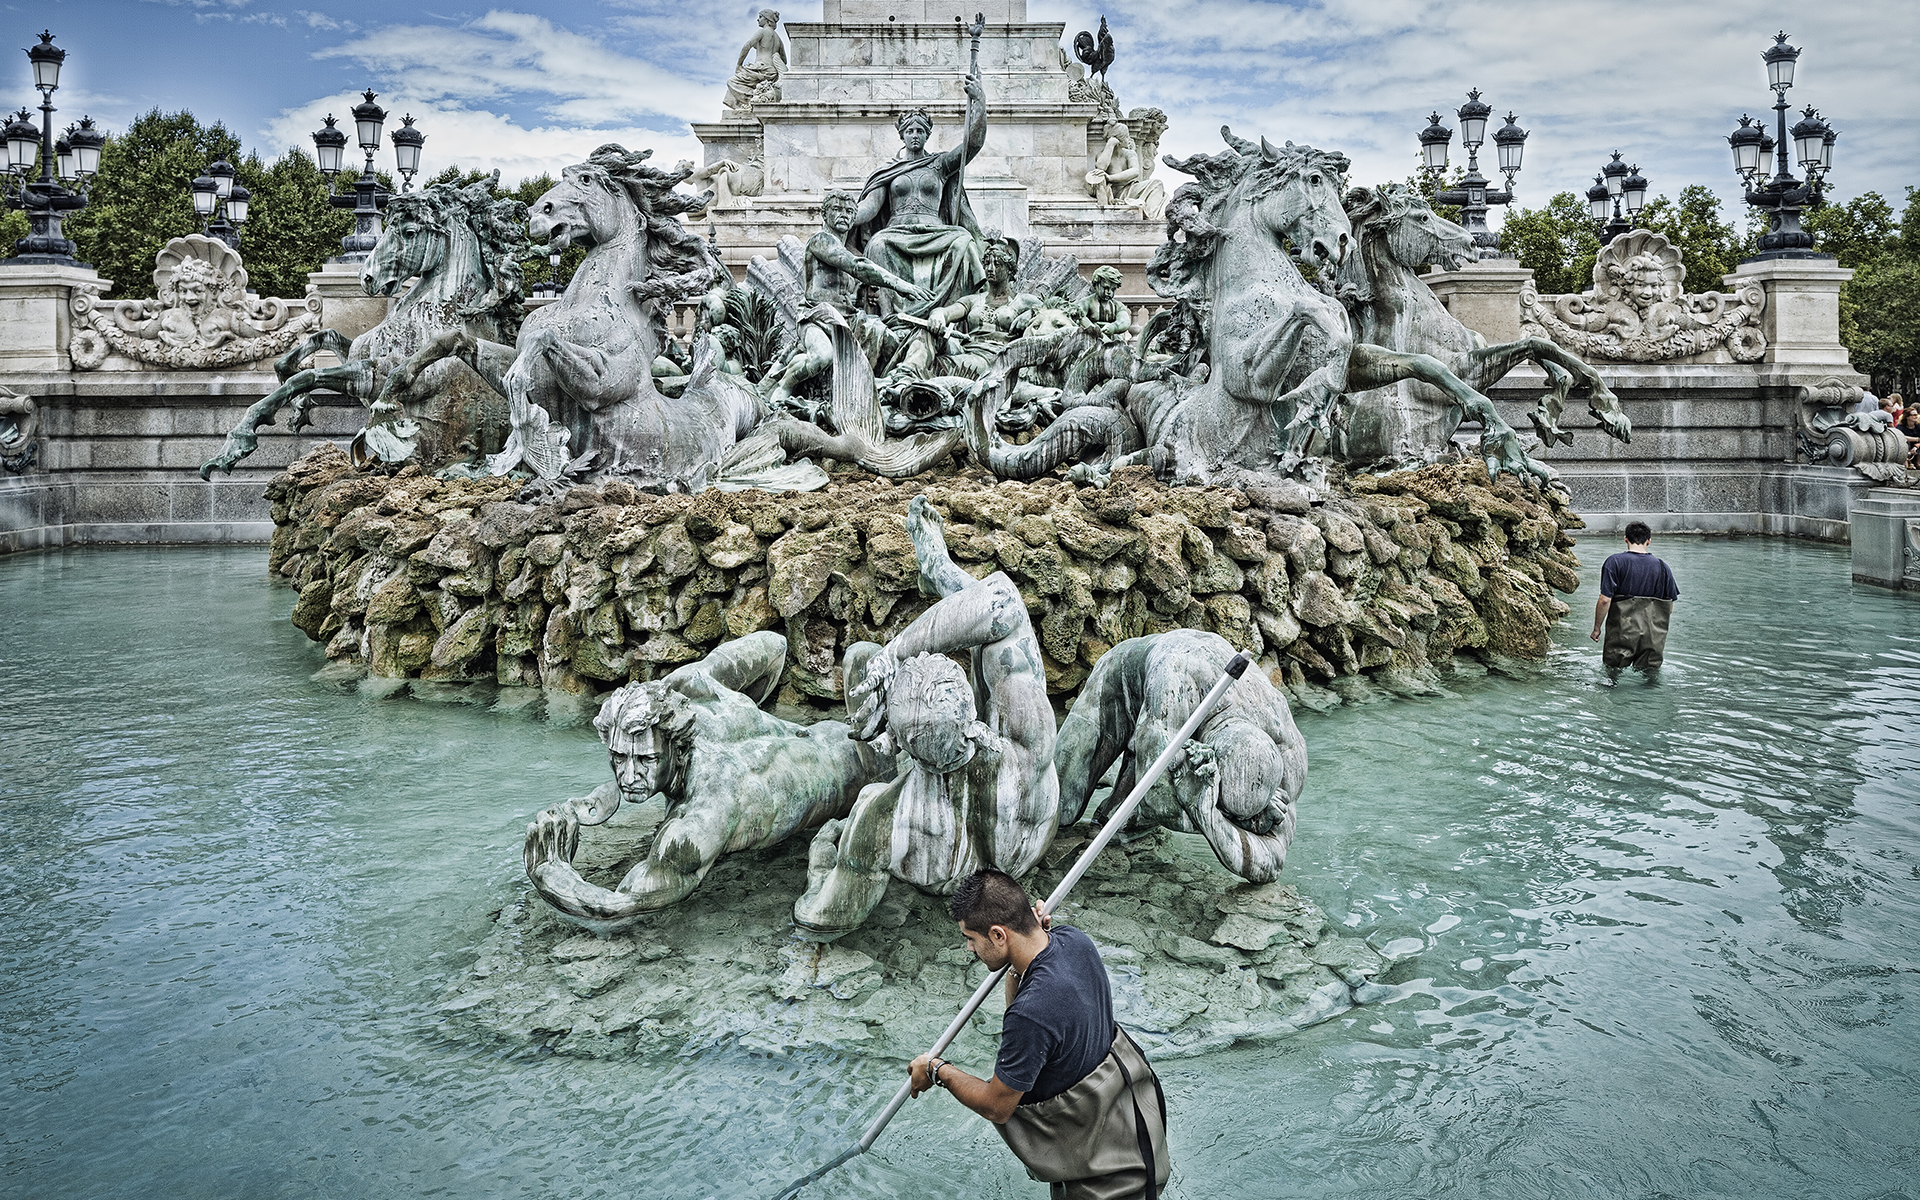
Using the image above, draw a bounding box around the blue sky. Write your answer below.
[18,1,1917,239]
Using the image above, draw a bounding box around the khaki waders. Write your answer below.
[995,1025,1170,1200]
[1603,595,1674,674]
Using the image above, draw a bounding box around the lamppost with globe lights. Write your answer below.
[1726,32,1836,260]
[1586,151,1649,246]
[2,31,99,266]
[1416,90,1527,260]
[190,157,250,251]
[313,90,399,260]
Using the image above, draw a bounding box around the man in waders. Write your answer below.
[909,869,1169,1199]
[1591,521,1680,683]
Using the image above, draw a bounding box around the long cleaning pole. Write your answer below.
[768,651,1253,1200]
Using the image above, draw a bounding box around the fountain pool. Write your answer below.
[2,536,1916,1199]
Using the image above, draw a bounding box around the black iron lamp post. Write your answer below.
[390,114,424,192]
[315,90,391,259]
[3,31,96,266]
[189,157,249,251]
[1587,151,1649,245]
[1416,91,1526,260]
[1728,32,1836,260]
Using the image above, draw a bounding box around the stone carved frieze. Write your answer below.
[0,387,36,473]
[1793,374,1910,479]
[1520,229,1766,364]
[68,234,319,371]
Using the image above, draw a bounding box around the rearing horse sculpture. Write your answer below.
[385,145,809,491]
[1335,183,1631,466]
[199,175,527,478]
[967,129,1551,485]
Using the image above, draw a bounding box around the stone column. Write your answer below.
[1849,487,1920,592]
[305,261,390,361]
[1420,260,1533,345]
[0,262,108,373]
[1724,258,1856,368]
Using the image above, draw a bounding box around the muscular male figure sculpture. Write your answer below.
[522,631,894,933]
[793,496,1059,939]
[1054,629,1305,881]
[763,189,930,413]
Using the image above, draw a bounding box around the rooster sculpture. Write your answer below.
[1072,16,1114,83]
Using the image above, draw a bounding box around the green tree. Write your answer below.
[1844,257,1920,392]
[1498,191,1598,295]
[55,108,359,299]
[1803,190,1895,269]
[1636,185,1744,288]
[63,109,237,298]
[234,148,352,299]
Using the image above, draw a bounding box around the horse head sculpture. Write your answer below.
[1340,184,1473,303]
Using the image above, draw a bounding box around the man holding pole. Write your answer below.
[909,869,1170,1200]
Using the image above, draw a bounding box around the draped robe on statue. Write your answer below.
[852,149,984,319]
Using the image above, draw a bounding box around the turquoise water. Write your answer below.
[2,538,1916,1199]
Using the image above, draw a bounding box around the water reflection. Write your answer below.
[1,540,1916,1199]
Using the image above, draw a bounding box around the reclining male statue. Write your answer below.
[793,495,1060,939]
[522,630,895,934]
[1054,628,1305,881]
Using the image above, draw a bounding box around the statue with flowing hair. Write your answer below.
[521,631,895,933]
[381,144,824,491]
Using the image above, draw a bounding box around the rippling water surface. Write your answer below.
[2,539,1916,1199]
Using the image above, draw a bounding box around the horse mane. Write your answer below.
[386,173,532,340]
[1147,126,1350,298]
[570,144,724,283]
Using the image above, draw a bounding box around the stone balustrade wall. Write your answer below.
[266,445,1583,710]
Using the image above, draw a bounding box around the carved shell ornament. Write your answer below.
[68,233,320,371]
[1519,228,1766,364]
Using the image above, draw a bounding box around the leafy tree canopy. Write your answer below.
[1498,192,1598,296]
[1635,185,1743,288]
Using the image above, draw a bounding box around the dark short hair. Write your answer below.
[1624,521,1651,545]
[949,869,1038,936]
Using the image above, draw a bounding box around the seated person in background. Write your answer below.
[1880,394,1903,425]
[1898,403,1920,467]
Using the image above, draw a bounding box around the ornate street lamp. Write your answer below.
[390,114,424,191]
[1415,90,1525,260]
[314,90,397,260]
[190,156,249,251]
[311,114,347,177]
[1589,151,1649,245]
[2,31,93,266]
[1727,31,1836,260]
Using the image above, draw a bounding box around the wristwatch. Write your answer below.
[929,1058,949,1088]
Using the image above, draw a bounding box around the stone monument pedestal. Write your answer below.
[694,0,1169,298]
[1724,257,1857,368]
[1423,260,1534,345]
[306,261,389,351]
[0,262,108,374]
[1850,487,1920,593]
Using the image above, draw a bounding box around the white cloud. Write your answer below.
[1033,0,1918,231]
[260,93,703,189]
[313,11,719,129]
[297,11,352,32]
[244,1,1909,235]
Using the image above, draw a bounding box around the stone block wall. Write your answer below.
[266,445,1584,711]
[0,375,362,553]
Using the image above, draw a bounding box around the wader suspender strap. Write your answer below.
[1111,1027,1163,1200]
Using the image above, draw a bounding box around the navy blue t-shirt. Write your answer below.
[1599,550,1679,601]
[994,925,1113,1105]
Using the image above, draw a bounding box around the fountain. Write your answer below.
[1,6,1914,1198]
